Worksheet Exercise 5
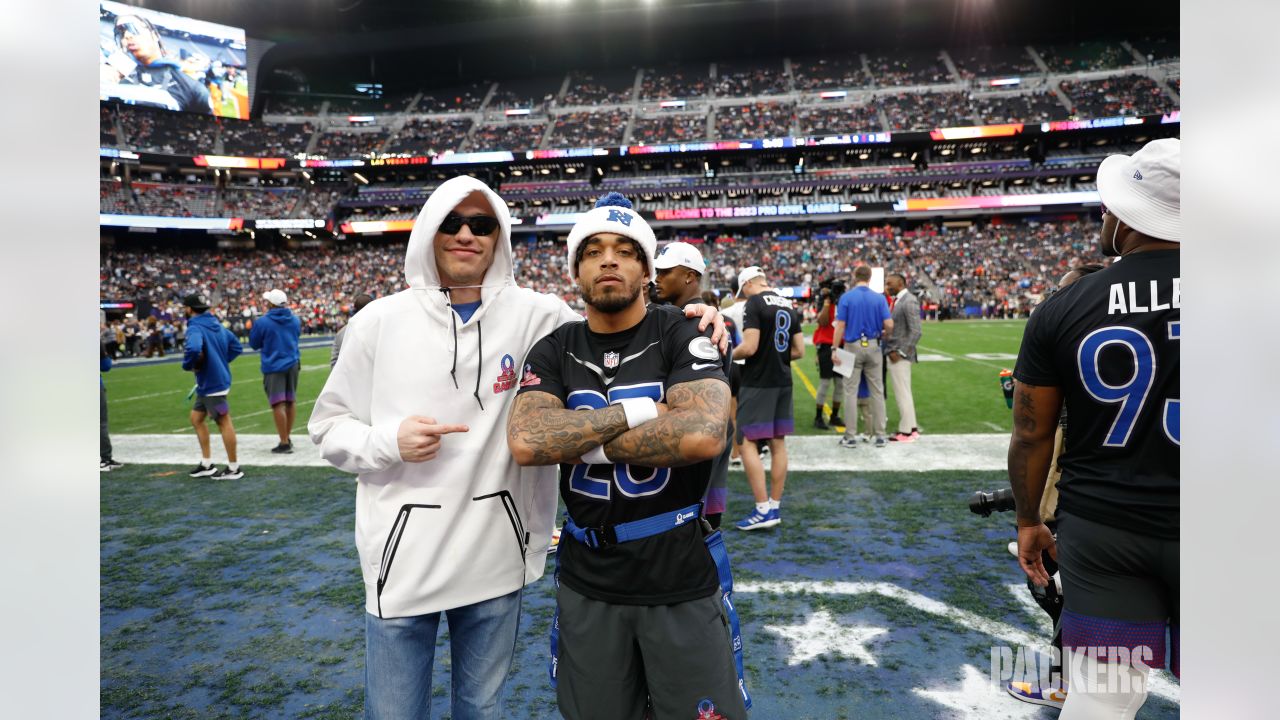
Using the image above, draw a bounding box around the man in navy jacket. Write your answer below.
[182,294,244,479]
[250,289,303,453]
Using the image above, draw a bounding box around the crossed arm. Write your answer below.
[507,378,730,468]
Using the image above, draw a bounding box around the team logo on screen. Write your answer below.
[603,351,620,369]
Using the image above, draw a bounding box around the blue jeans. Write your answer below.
[364,588,522,720]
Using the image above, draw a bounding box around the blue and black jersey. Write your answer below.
[1015,250,1180,538]
[518,305,727,605]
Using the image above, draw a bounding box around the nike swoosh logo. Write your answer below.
[692,362,719,370]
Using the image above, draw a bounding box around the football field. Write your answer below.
[105,319,1027,436]
[100,318,1181,718]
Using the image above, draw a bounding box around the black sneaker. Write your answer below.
[828,415,846,427]
[270,441,294,454]
[813,416,829,430]
[189,463,218,478]
[103,459,124,471]
[212,466,244,480]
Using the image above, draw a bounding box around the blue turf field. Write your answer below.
[100,465,1180,719]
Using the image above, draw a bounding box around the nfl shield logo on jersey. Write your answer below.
[603,351,620,369]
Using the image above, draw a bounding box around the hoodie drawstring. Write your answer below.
[441,287,485,411]
[473,320,485,411]
[443,288,460,389]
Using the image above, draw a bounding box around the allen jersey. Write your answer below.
[1014,250,1179,539]
[741,290,803,388]
[517,306,729,605]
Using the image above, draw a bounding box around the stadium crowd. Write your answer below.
[1061,74,1175,118]
[101,216,1100,332]
[792,55,869,90]
[549,110,630,148]
[386,117,473,155]
[221,120,315,156]
[714,63,791,96]
[716,101,795,140]
[101,244,408,338]
[470,122,548,152]
[631,113,710,144]
[561,72,635,106]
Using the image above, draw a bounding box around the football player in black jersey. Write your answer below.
[652,241,736,531]
[1008,138,1180,718]
[508,195,746,719]
[731,266,805,531]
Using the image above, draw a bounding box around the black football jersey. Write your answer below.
[1015,250,1180,538]
[741,291,803,388]
[518,305,728,604]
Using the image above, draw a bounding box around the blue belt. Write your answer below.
[548,503,752,710]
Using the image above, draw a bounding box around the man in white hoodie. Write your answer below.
[308,177,724,720]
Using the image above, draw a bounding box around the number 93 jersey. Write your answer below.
[517,305,729,605]
[1015,250,1180,539]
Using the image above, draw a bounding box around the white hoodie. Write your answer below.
[308,176,580,618]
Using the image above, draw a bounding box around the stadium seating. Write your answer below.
[562,71,637,106]
[101,215,1102,322]
[1036,42,1128,73]
[221,120,316,156]
[796,104,884,135]
[950,45,1040,79]
[714,61,791,97]
[792,54,872,90]
[548,110,631,148]
[117,105,219,155]
[640,62,712,100]
[716,101,795,140]
[631,113,711,145]
[385,117,474,155]
[1060,74,1175,118]
[312,130,390,158]
[470,122,548,152]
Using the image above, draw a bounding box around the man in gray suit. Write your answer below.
[884,273,923,442]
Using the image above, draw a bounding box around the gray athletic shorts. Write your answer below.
[736,385,794,441]
[193,394,229,419]
[555,583,746,720]
[263,362,300,405]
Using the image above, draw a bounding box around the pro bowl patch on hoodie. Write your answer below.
[493,354,519,394]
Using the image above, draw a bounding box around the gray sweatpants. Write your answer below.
[842,339,887,439]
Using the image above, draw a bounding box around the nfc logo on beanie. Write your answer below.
[606,209,634,226]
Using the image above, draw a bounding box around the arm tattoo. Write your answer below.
[507,391,631,465]
[604,379,730,467]
[1007,381,1055,526]
[1014,385,1038,435]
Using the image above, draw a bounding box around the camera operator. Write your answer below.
[811,278,846,429]
[1008,139,1180,719]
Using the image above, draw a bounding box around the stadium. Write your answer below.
[97,1,1180,718]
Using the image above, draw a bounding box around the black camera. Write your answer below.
[817,278,845,300]
[968,487,1017,516]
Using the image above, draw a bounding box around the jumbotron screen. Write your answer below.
[99,1,249,119]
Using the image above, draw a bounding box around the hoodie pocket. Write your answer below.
[472,490,527,561]
[375,503,440,618]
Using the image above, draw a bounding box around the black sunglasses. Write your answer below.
[439,214,499,236]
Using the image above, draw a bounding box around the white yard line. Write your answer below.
[917,345,1010,370]
[114,432,1013,471]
